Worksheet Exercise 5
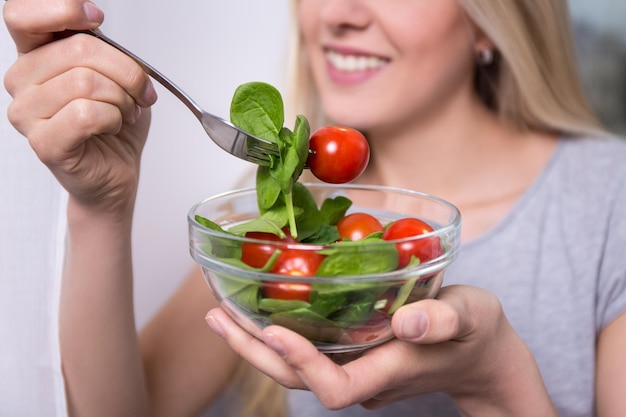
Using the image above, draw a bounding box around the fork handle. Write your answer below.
[83,29,204,120]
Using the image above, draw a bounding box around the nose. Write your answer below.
[319,0,372,34]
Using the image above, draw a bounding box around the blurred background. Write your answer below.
[570,0,626,135]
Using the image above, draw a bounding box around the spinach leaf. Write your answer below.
[316,239,399,276]
[193,215,241,259]
[230,81,284,143]
[230,82,311,238]
[319,196,352,225]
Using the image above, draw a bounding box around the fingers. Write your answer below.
[207,286,510,411]
[205,307,404,408]
[3,0,104,54]
[5,33,156,108]
[205,308,304,390]
[257,326,435,409]
[8,66,139,139]
[261,325,366,409]
[5,32,157,154]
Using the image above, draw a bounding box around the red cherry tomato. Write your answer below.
[337,212,384,241]
[270,249,324,277]
[307,126,370,184]
[241,230,296,269]
[382,218,443,268]
[263,249,324,301]
[263,281,312,302]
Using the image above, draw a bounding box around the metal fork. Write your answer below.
[84,29,279,166]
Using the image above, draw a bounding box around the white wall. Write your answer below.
[98,1,290,327]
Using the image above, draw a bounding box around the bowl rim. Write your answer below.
[188,183,461,282]
[188,182,461,240]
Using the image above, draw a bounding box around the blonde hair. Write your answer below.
[231,1,607,415]
[285,0,606,137]
[227,362,287,417]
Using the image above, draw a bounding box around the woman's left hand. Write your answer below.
[206,285,558,416]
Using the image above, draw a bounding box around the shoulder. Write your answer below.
[558,135,626,166]
[551,135,626,194]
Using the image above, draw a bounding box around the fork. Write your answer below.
[84,29,279,166]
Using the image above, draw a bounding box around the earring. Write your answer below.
[477,48,494,66]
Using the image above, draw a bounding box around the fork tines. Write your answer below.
[246,138,280,167]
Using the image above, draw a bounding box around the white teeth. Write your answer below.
[326,51,387,72]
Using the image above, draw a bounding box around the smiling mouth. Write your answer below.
[325,51,389,72]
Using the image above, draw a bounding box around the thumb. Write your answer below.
[4,0,104,54]
[392,285,492,343]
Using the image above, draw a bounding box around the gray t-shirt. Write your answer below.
[287,136,626,417]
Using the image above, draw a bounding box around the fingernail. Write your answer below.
[83,2,104,24]
[205,314,225,339]
[263,332,287,357]
[399,310,429,341]
[142,79,157,106]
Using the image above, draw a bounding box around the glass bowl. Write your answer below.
[189,183,461,353]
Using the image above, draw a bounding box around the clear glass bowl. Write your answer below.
[189,183,461,353]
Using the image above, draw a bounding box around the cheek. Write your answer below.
[297,0,317,42]
[379,7,476,111]
[391,2,473,67]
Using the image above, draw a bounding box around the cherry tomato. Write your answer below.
[263,249,324,301]
[241,230,296,269]
[337,212,384,241]
[382,218,443,268]
[307,126,370,184]
[270,249,324,276]
[263,281,312,302]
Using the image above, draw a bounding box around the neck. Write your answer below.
[357,99,558,241]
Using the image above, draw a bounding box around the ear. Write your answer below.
[473,30,496,55]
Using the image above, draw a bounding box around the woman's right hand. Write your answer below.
[3,0,157,216]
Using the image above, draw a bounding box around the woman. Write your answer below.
[3,0,626,416]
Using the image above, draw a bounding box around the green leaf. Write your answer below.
[291,182,323,240]
[300,223,340,245]
[229,82,284,143]
[193,215,241,259]
[269,308,344,343]
[259,298,311,313]
[319,196,352,225]
[256,166,281,212]
[229,284,261,314]
[228,206,292,236]
[329,298,377,327]
[316,239,399,276]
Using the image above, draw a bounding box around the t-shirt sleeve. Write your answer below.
[597,166,626,329]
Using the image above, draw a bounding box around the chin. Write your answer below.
[322,101,379,131]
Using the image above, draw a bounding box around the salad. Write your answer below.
[193,82,447,347]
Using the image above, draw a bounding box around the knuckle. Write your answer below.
[124,64,148,95]
[64,33,97,59]
[6,98,31,137]
[318,391,353,410]
[72,99,101,130]
[3,65,19,97]
[6,99,23,127]
[26,125,60,166]
[2,2,23,32]
[70,99,121,136]
[69,67,99,98]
